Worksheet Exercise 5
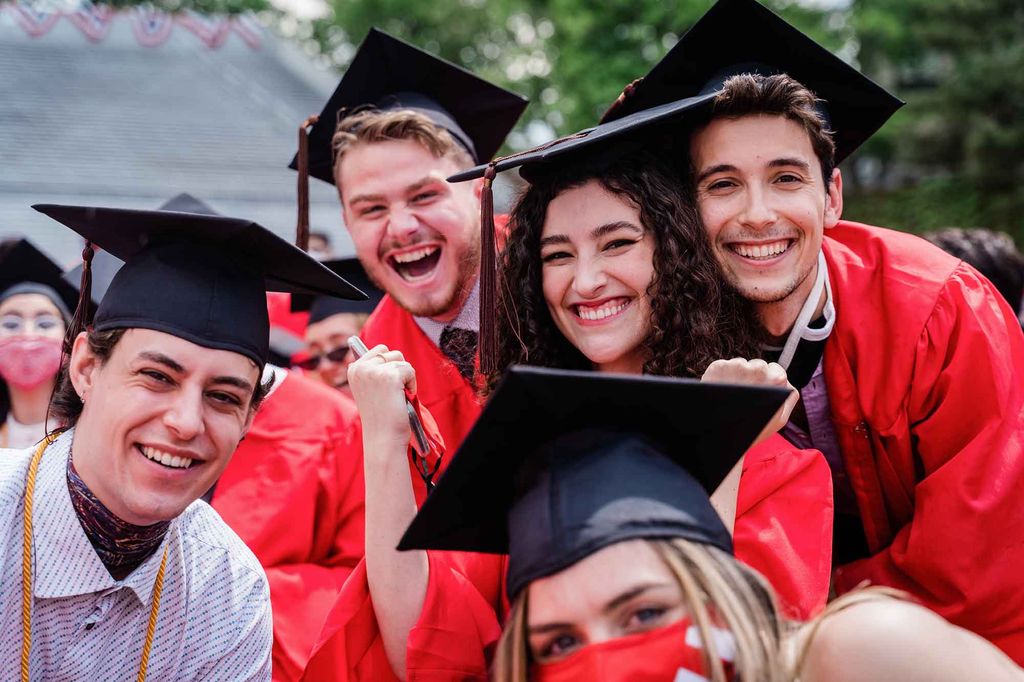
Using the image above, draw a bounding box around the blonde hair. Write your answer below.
[331,108,473,187]
[491,537,789,682]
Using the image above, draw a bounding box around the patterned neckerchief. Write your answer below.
[66,457,169,580]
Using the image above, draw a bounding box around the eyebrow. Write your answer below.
[697,157,812,185]
[539,220,642,249]
[139,351,185,374]
[138,351,254,393]
[696,163,737,186]
[210,375,255,393]
[769,157,812,172]
[347,176,443,206]
[526,581,673,635]
[603,581,673,613]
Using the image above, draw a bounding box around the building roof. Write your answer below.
[0,11,347,265]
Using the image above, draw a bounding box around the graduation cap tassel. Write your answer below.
[598,78,644,124]
[478,163,499,378]
[296,114,320,252]
[63,243,94,357]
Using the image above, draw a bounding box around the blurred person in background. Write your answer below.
[307,230,334,261]
[292,257,383,396]
[925,227,1024,323]
[0,238,78,448]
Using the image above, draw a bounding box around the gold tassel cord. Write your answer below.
[21,436,168,682]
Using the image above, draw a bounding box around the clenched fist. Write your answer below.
[701,357,799,446]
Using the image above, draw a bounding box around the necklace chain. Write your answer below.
[21,436,168,682]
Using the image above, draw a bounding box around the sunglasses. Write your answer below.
[295,345,350,371]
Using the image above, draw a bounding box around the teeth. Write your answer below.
[393,246,438,264]
[141,446,193,469]
[733,241,790,259]
[576,299,629,321]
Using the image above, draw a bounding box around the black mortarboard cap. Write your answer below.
[0,238,79,321]
[33,203,366,366]
[448,92,718,184]
[62,195,215,308]
[290,257,384,321]
[290,27,528,185]
[399,366,790,598]
[599,0,904,164]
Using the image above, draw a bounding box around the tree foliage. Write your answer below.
[844,0,1024,235]
[308,0,838,146]
[99,0,1023,237]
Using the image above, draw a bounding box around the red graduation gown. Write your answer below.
[302,367,833,680]
[301,246,832,678]
[212,370,364,681]
[823,221,1024,663]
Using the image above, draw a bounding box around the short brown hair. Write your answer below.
[331,108,473,186]
[699,73,836,188]
[49,328,272,430]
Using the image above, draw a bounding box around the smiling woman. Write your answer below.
[0,239,78,449]
[493,152,763,381]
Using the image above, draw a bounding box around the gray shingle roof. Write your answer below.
[0,14,349,266]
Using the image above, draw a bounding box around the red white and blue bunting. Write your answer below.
[1,1,263,48]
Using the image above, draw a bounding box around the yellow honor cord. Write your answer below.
[21,437,169,682]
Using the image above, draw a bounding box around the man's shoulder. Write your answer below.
[175,500,267,585]
[826,220,961,286]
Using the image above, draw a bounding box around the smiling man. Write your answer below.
[0,203,360,680]
[291,29,526,681]
[601,0,1024,662]
[294,29,526,447]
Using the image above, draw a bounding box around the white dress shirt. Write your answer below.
[0,429,272,680]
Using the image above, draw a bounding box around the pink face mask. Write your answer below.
[0,336,62,390]
[532,618,736,682]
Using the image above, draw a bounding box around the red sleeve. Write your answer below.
[268,424,366,681]
[733,436,833,620]
[405,552,507,680]
[302,552,506,682]
[833,265,1024,663]
[300,560,401,682]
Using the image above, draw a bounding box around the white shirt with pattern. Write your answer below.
[0,429,272,681]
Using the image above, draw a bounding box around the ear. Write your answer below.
[470,176,485,202]
[824,168,843,230]
[68,331,99,402]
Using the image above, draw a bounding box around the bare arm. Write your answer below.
[798,597,1024,682]
[701,358,798,533]
[348,346,428,681]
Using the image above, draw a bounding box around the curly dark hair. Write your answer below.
[48,328,272,430]
[489,152,763,388]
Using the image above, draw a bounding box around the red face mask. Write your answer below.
[0,336,62,390]
[532,618,736,682]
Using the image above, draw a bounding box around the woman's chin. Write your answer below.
[585,347,642,374]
